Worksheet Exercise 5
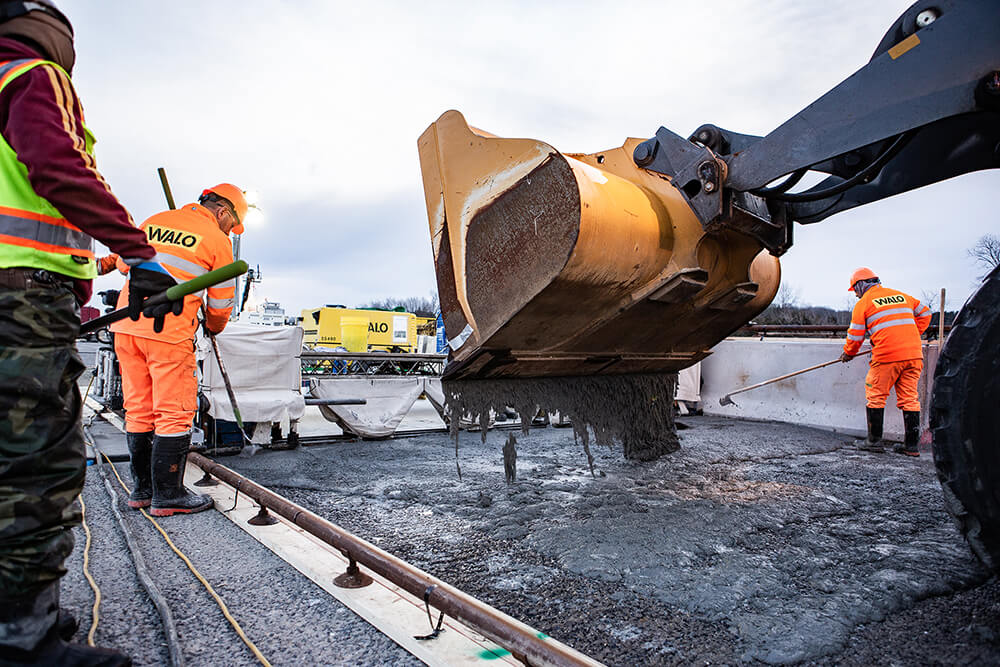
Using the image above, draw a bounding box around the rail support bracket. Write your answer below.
[247,505,279,526]
[193,471,218,487]
[334,556,373,589]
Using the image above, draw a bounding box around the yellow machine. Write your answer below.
[415,315,437,337]
[300,306,418,352]
[418,110,780,381]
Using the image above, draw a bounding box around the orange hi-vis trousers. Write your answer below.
[115,333,197,435]
[865,359,923,411]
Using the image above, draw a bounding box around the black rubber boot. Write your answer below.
[150,433,214,517]
[0,586,131,667]
[857,407,885,452]
[0,628,132,666]
[893,410,921,457]
[57,608,78,640]
[126,431,153,509]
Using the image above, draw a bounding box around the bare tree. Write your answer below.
[754,283,805,324]
[920,289,946,313]
[360,291,439,317]
[774,283,801,309]
[968,233,1000,279]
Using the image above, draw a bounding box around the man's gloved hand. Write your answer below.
[128,262,183,333]
[839,352,854,363]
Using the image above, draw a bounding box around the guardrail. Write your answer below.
[735,324,951,338]
[301,351,446,377]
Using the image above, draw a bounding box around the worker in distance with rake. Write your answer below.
[840,268,932,456]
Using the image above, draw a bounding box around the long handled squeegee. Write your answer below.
[719,348,872,407]
[80,260,249,336]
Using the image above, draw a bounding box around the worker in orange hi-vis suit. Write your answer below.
[840,267,932,457]
[109,184,246,516]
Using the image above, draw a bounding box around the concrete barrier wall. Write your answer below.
[701,338,940,441]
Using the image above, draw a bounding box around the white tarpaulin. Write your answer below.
[198,323,305,424]
[677,363,701,403]
[422,377,445,416]
[311,377,428,438]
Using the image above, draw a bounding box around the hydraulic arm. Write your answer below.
[634,0,1000,255]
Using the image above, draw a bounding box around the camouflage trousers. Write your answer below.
[0,281,85,605]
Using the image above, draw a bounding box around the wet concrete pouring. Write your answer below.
[66,410,1000,665]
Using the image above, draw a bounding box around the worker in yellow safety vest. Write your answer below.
[0,2,183,665]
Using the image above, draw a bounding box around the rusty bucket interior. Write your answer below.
[418,110,780,381]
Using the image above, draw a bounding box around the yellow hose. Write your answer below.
[78,494,101,646]
[101,451,272,667]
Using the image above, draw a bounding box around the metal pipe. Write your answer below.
[80,261,249,336]
[157,167,176,210]
[719,349,872,406]
[186,452,603,667]
[939,288,946,345]
[303,398,367,406]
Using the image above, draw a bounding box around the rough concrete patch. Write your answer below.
[444,373,679,462]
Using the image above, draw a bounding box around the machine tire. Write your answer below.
[931,264,1000,571]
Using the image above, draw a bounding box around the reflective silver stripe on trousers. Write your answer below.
[154,251,208,278]
[869,317,915,334]
[207,297,234,309]
[866,307,914,328]
[0,212,92,252]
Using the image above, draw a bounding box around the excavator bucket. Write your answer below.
[418,110,781,382]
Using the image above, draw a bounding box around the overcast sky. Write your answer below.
[63,0,995,316]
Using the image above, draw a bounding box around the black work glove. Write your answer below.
[128,262,183,333]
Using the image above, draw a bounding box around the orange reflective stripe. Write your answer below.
[0,59,42,89]
[0,232,94,257]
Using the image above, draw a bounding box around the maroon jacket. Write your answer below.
[0,38,153,303]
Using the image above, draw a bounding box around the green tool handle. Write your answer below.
[80,260,248,335]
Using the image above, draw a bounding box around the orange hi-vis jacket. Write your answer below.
[843,284,931,363]
[111,203,236,344]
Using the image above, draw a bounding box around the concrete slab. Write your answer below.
[219,415,998,665]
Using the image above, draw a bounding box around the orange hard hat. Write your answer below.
[848,267,878,291]
[201,183,248,234]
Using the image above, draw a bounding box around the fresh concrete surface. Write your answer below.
[67,341,999,665]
